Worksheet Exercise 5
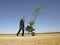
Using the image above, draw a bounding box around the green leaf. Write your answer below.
[28,20,35,26]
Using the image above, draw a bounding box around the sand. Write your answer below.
[0,33,60,45]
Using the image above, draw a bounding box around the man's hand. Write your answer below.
[20,26,24,29]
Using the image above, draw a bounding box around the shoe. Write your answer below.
[22,35,24,36]
[16,34,18,36]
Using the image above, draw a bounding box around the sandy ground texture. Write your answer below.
[0,33,60,45]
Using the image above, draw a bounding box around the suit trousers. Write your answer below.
[17,28,24,36]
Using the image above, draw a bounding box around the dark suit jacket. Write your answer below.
[20,19,24,28]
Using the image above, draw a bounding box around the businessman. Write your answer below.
[17,16,25,36]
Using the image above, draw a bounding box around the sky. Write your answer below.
[0,0,60,34]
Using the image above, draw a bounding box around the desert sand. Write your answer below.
[0,33,60,45]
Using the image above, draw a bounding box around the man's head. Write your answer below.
[22,16,25,21]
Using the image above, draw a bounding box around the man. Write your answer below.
[17,16,25,36]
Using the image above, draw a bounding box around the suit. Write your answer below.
[17,19,25,36]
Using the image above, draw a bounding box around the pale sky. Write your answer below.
[0,0,60,34]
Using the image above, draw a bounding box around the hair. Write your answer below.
[23,16,25,18]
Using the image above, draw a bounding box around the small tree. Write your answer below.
[26,6,42,36]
